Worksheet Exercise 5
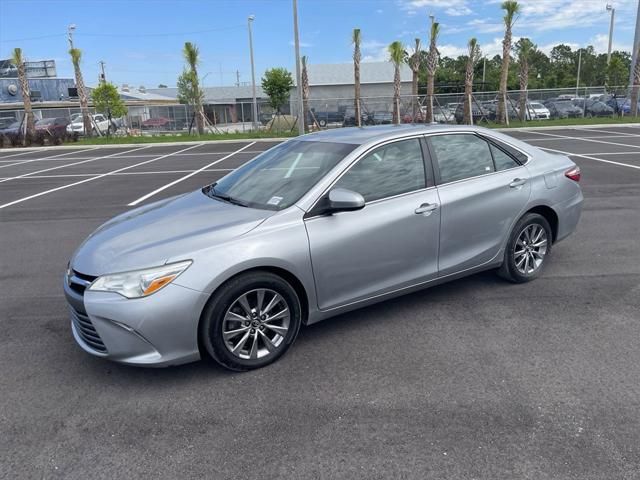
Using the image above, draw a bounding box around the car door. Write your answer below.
[428,133,531,276]
[304,137,440,311]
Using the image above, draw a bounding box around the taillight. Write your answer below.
[565,166,581,182]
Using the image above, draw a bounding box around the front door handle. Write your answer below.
[415,203,439,215]
[509,178,527,188]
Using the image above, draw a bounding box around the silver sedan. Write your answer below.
[64,125,583,370]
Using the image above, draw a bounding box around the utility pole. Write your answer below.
[99,61,106,84]
[606,4,615,65]
[67,23,76,49]
[248,15,258,130]
[576,49,582,97]
[292,0,305,136]
[482,57,486,88]
[630,0,640,86]
[236,70,240,87]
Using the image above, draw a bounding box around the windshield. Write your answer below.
[204,140,357,211]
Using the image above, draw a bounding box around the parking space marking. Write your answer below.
[540,146,640,170]
[580,151,640,156]
[128,142,256,206]
[0,145,151,184]
[522,129,640,149]
[0,143,204,210]
[0,150,44,160]
[0,168,235,180]
[0,147,99,169]
[571,127,640,137]
[519,134,640,142]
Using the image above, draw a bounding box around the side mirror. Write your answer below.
[327,188,365,213]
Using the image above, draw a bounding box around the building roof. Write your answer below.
[304,62,412,86]
[147,85,266,104]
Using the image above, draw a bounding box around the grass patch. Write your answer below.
[68,130,297,145]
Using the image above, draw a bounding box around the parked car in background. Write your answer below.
[141,117,178,131]
[571,98,614,117]
[455,102,488,124]
[34,117,70,144]
[522,102,551,120]
[66,113,112,136]
[64,124,583,371]
[602,96,640,115]
[371,111,393,125]
[543,99,584,119]
[342,107,374,127]
[309,108,346,128]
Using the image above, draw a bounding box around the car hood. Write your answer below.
[71,190,274,276]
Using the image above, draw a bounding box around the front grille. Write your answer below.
[69,270,97,296]
[71,308,107,353]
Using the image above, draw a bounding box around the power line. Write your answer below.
[0,33,65,43]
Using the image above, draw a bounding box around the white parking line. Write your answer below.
[522,130,640,149]
[0,147,99,169]
[0,168,235,180]
[128,142,256,206]
[571,127,640,137]
[580,152,640,156]
[0,143,204,210]
[0,145,152,184]
[0,150,43,160]
[540,146,640,170]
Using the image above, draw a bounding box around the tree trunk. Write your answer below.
[518,62,528,121]
[631,44,640,117]
[16,62,34,143]
[72,62,92,137]
[426,73,435,123]
[412,70,419,119]
[393,66,401,124]
[462,80,473,125]
[497,29,512,124]
[354,54,361,127]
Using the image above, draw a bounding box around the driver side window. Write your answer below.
[334,138,426,202]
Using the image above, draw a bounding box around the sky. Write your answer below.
[0,0,638,89]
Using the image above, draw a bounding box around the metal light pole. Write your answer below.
[606,4,615,65]
[248,15,258,131]
[630,0,640,86]
[67,23,76,49]
[576,49,582,97]
[292,0,305,136]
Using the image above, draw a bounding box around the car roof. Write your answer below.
[297,124,485,144]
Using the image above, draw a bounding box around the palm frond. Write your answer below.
[352,28,361,45]
[183,42,200,69]
[69,48,82,66]
[11,47,23,67]
[388,41,405,65]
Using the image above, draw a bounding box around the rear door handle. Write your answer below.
[509,178,527,188]
[415,203,439,215]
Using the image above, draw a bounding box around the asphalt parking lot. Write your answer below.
[1,125,639,479]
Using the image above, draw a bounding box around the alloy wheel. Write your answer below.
[514,224,548,275]
[222,288,290,360]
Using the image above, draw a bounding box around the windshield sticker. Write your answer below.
[267,196,283,206]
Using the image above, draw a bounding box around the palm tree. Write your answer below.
[301,55,310,130]
[408,38,421,120]
[462,38,480,125]
[630,42,640,117]
[68,48,92,136]
[515,38,535,121]
[11,48,35,142]
[183,42,205,134]
[352,28,362,127]
[425,21,440,123]
[497,0,520,124]
[388,41,405,124]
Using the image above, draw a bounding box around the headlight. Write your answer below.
[88,260,192,298]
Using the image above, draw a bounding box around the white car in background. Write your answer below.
[66,113,112,135]
[524,102,551,120]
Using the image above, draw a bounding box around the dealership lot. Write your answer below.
[1,125,639,479]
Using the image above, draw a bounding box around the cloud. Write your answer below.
[399,0,473,17]
[589,33,632,54]
[289,40,313,48]
[438,44,467,57]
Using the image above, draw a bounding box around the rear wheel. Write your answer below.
[499,213,552,283]
[200,271,302,371]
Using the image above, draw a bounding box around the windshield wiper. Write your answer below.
[203,183,248,207]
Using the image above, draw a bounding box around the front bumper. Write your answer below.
[63,275,209,367]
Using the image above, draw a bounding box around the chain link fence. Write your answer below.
[1,85,637,146]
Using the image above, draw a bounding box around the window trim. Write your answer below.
[304,135,433,219]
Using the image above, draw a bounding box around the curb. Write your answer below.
[495,122,640,132]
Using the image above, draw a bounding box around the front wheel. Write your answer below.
[200,271,302,371]
[498,213,552,283]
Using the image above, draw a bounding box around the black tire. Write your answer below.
[498,213,552,283]
[318,119,327,128]
[200,271,302,371]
